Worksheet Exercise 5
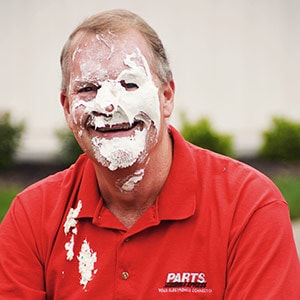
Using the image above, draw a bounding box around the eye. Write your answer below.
[120,80,139,91]
[78,86,92,93]
[78,85,100,94]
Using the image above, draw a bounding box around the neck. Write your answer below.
[93,128,173,228]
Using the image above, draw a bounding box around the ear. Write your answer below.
[161,79,175,118]
[60,92,73,130]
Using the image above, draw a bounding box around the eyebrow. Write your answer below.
[72,80,101,87]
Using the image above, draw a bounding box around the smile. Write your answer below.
[87,117,144,136]
[95,121,141,132]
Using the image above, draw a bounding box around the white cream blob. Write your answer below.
[63,202,98,288]
[65,235,75,261]
[121,169,145,192]
[77,239,97,289]
[63,200,82,235]
[63,201,82,261]
[92,128,147,171]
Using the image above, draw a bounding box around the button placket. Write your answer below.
[114,235,135,298]
[120,236,130,280]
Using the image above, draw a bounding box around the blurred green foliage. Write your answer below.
[259,117,300,161]
[0,112,25,169]
[180,114,235,157]
[56,128,83,166]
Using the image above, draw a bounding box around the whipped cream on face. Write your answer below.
[70,42,161,171]
[71,50,160,129]
[92,128,147,171]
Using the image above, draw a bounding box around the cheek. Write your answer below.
[119,84,161,128]
[70,99,89,127]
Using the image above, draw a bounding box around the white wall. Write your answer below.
[1,0,299,160]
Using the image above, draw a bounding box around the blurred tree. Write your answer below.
[0,112,25,169]
[259,117,300,161]
[180,113,235,157]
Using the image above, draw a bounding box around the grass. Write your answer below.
[0,186,21,222]
[273,176,300,220]
[0,177,300,222]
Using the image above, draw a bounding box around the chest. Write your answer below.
[45,218,228,299]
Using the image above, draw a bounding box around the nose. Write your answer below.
[104,104,114,113]
[94,82,120,114]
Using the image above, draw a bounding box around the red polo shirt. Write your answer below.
[0,126,299,299]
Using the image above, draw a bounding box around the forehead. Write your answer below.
[70,30,152,79]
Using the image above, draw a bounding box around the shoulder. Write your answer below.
[21,154,89,194]
[171,125,285,211]
[193,143,284,206]
[0,154,93,262]
[6,154,91,227]
[170,125,283,205]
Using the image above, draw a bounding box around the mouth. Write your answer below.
[85,111,152,138]
[92,121,142,133]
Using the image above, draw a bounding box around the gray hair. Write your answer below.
[60,9,172,92]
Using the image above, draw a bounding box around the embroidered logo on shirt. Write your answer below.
[158,272,213,294]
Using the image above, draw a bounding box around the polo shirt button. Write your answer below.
[121,271,129,280]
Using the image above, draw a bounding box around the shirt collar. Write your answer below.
[156,126,197,220]
[76,157,101,218]
[75,126,197,221]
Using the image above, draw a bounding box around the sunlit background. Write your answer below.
[1,0,299,160]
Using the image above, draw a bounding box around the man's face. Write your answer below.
[63,30,167,171]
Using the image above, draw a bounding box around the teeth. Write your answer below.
[93,122,136,132]
[120,124,131,130]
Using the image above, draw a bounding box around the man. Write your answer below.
[0,9,299,299]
